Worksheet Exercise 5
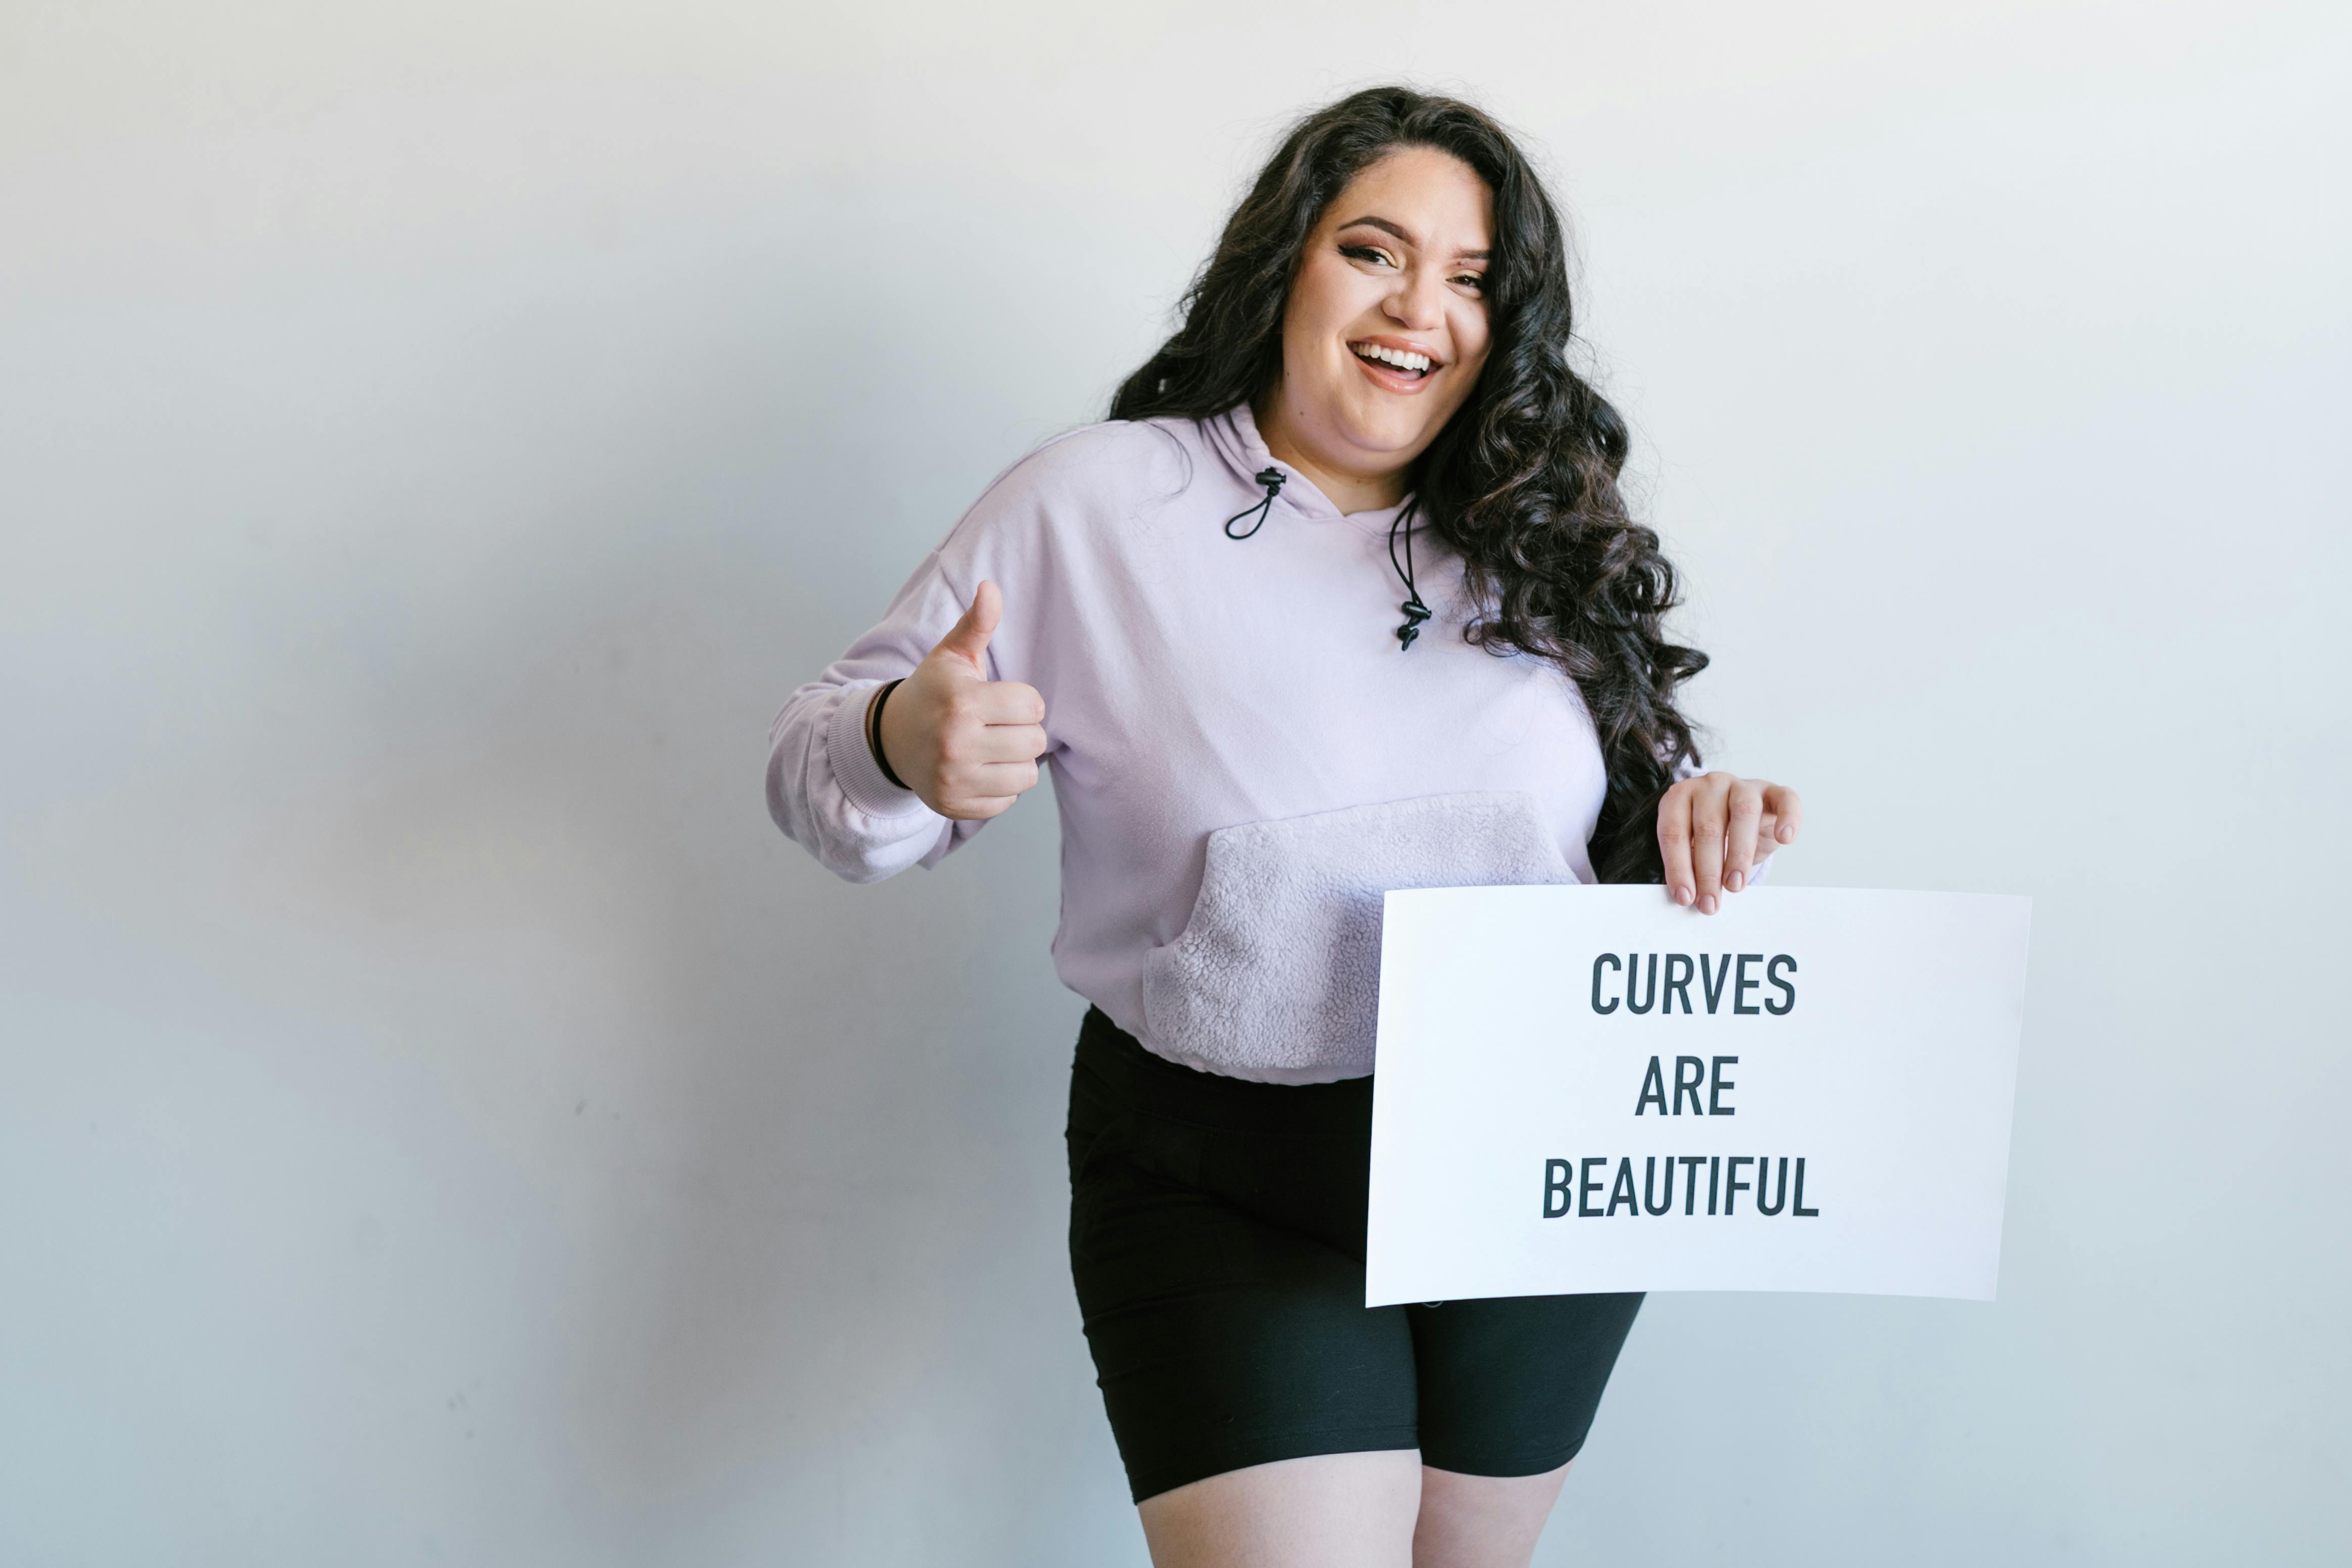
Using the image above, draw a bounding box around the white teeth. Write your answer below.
[1353,343,1433,373]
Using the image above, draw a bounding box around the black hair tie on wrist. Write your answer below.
[1388,499,1432,650]
[1223,467,1285,539]
[868,677,911,790]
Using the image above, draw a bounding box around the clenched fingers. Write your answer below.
[937,760,1043,819]
[943,721,1049,766]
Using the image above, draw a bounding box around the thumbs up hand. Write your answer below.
[871,580,1049,820]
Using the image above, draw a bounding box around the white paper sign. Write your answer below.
[1366,886,2031,1306]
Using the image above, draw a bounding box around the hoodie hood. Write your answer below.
[1198,402,1417,531]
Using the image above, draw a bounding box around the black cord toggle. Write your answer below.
[1223,467,1285,539]
[1395,592,1432,649]
[1388,499,1432,650]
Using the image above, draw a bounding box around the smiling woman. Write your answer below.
[1264,150,1497,507]
[1107,93,1796,898]
[766,85,1801,1566]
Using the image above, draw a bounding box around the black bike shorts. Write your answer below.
[1065,1006,1643,1504]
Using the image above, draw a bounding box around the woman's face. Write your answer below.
[1261,146,1495,505]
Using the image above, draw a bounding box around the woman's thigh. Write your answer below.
[1135,1455,1573,1568]
[1068,1022,1423,1504]
[1070,1134,1422,1502]
[1137,1450,1423,1568]
[1413,1461,1572,1568]
[1408,1292,1644,1478]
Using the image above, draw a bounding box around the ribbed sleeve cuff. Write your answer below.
[825,680,932,819]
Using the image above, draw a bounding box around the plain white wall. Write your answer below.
[3,2,2346,1562]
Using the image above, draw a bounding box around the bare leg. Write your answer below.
[1411,1461,1571,1568]
[1136,1449,1422,1568]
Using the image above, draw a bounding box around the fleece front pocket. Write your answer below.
[1139,791,1574,1079]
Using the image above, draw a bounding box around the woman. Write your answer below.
[768,86,1801,1568]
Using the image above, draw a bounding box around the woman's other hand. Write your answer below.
[872,580,1049,820]
[1657,772,1802,913]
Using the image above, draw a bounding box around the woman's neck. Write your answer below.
[1252,392,1409,515]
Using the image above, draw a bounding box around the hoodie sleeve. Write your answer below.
[764,544,991,884]
[765,418,1208,885]
[764,421,1127,883]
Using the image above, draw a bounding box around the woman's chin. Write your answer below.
[1331,415,1443,472]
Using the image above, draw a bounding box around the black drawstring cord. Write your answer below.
[1223,463,1427,650]
[1388,499,1432,650]
[1223,467,1285,539]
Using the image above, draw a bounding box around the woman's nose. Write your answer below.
[1383,267,1446,331]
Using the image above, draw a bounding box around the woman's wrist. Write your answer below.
[866,678,911,791]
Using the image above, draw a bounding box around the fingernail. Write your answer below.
[1675,885,1692,906]
[1699,895,1717,914]
[1727,871,1743,892]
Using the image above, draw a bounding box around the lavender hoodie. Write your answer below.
[768,403,1683,1083]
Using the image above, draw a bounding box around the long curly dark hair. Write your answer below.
[1111,85,1707,884]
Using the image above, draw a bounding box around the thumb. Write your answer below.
[931,579,1001,675]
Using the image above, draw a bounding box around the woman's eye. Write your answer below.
[1339,244,1393,267]
[1455,273,1485,293]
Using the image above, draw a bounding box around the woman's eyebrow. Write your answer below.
[1340,215,1415,246]
[1338,214,1488,260]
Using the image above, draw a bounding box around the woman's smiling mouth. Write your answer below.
[1349,339,1440,390]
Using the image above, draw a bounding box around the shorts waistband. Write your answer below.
[1075,1005,1374,1140]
